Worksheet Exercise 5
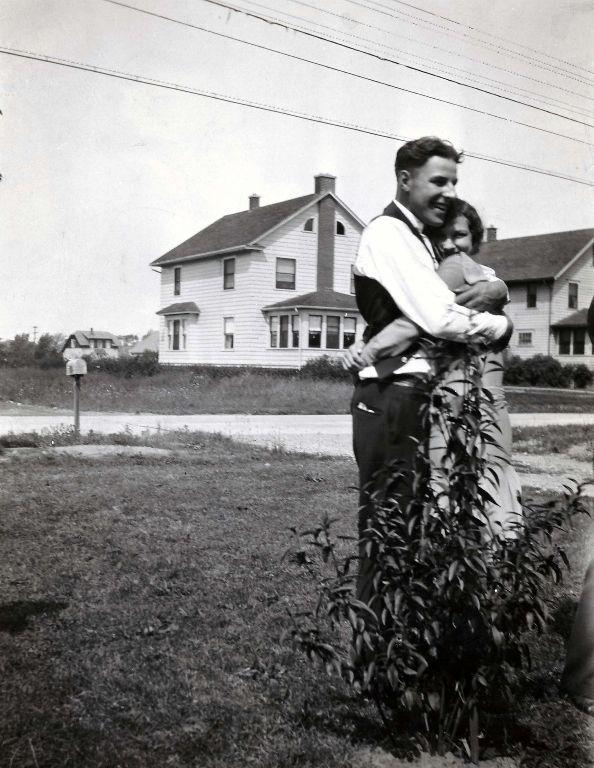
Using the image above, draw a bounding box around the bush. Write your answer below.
[86,351,161,377]
[566,363,593,389]
[286,350,589,761]
[300,355,351,381]
[503,354,571,387]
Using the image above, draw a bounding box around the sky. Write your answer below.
[1,0,593,339]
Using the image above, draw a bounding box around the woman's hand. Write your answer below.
[341,340,367,372]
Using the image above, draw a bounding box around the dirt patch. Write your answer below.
[1,444,174,460]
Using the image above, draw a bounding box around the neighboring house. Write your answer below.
[62,329,120,358]
[480,227,594,368]
[151,174,364,367]
[129,330,159,356]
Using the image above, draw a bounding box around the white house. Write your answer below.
[151,175,365,367]
[129,330,159,356]
[479,227,594,368]
[62,329,120,358]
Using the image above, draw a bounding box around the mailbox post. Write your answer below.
[65,357,87,438]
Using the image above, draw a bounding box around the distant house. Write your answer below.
[129,331,159,356]
[151,175,364,367]
[62,329,120,358]
[480,227,594,368]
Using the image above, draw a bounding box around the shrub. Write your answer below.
[300,355,351,381]
[566,363,593,389]
[503,354,571,387]
[286,351,589,762]
[86,350,161,377]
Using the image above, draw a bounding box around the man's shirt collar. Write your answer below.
[393,199,425,234]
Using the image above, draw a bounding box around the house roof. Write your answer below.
[66,330,120,347]
[151,194,318,266]
[550,308,589,328]
[156,302,200,316]
[478,228,594,282]
[263,288,358,312]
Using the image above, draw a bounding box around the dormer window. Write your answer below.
[304,218,315,232]
[336,221,345,236]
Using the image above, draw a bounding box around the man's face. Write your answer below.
[400,156,458,227]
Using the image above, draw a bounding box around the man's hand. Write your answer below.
[341,340,367,372]
[454,279,508,311]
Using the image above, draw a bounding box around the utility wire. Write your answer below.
[385,0,594,78]
[291,0,594,101]
[199,0,594,129]
[2,46,592,188]
[361,0,594,87]
[100,0,593,145]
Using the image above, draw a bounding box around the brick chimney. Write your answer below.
[249,194,260,210]
[314,173,336,195]
[315,174,336,290]
[486,225,497,242]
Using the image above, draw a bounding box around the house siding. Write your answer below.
[333,210,363,295]
[550,249,594,366]
[505,282,552,359]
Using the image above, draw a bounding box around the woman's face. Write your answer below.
[439,214,473,257]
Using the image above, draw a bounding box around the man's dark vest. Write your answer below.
[354,202,435,377]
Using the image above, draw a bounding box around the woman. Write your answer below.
[348,199,522,533]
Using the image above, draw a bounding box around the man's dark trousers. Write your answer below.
[352,377,429,606]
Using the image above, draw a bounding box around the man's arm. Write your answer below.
[343,316,421,371]
[356,217,508,344]
[454,280,508,311]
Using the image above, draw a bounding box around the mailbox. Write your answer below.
[66,358,88,376]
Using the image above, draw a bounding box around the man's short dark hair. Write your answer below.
[395,136,463,175]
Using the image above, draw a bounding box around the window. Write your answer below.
[279,315,289,348]
[224,317,234,349]
[167,321,172,350]
[223,258,235,290]
[291,315,300,347]
[308,315,322,348]
[526,283,537,308]
[559,329,571,355]
[568,282,578,309]
[174,267,181,296]
[304,218,314,232]
[172,319,181,350]
[270,316,279,348]
[276,258,296,290]
[573,328,586,355]
[326,316,340,349]
[336,221,345,236]
[343,317,356,348]
[518,331,532,347]
[350,265,356,295]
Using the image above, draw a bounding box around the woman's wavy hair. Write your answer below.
[439,199,484,255]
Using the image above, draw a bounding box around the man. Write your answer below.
[348,136,510,604]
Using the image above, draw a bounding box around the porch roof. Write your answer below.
[262,288,357,312]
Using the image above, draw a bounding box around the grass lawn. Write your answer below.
[0,433,592,767]
[1,366,594,415]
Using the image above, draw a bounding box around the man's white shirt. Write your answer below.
[354,200,508,378]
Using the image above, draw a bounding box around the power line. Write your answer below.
[360,0,594,87]
[200,0,594,129]
[100,0,593,146]
[290,0,594,103]
[2,46,592,187]
[385,0,594,78]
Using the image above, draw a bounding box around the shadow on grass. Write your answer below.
[0,599,68,633]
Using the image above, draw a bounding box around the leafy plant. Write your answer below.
[285,350,590,763]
